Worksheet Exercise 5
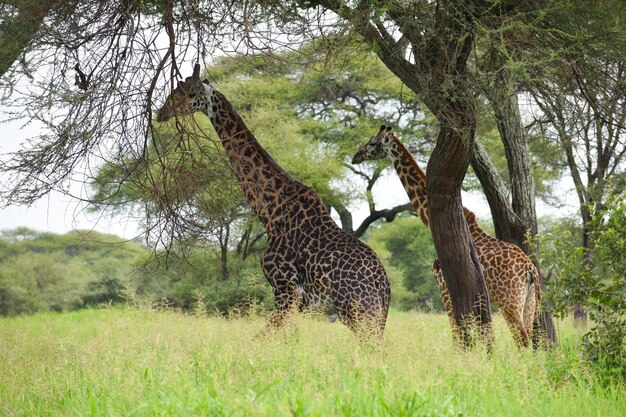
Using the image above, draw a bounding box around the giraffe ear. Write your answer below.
[201,79,210,85]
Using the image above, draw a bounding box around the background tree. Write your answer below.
[0,228,146,315]
[366,214,441,312]
[530,59,626,323]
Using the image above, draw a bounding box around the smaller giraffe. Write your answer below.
[352,125,541,347]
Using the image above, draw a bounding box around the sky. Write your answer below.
[0,114,142,238]
[0,99,579,240]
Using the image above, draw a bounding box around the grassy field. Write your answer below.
[1,308,624,417]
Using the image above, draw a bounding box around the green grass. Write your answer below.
[1,308,624,416]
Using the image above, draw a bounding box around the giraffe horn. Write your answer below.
[379,125,386,133]
[192,63,201,80]
[385,125,392,132]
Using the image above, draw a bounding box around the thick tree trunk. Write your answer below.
[310,0,492,347]
[492,86,558,346]
[428,125,492,346]
[420,2,492,346]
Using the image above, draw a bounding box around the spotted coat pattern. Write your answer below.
[156,67,390,337]
[352,126,540,347]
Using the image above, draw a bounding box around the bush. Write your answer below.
[535,193,626,381]
[134,250,273,316]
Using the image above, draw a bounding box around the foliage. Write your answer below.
[0,228,146,316]
[134,250,273,316]
[0,228,274,317]
[0,224,454,317]
[1,308,625,416]
[534,194,626,381]
[365,215,441,312]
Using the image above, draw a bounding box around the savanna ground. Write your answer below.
[1,308,624,417]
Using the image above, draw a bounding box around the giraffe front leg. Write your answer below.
[433,259,460,344]
[260,250,300,333]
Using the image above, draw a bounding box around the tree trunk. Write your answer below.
[492,85,559,346]
[219,225,230,281]
[574,208,594,327]
[493,80,537,249]
[309,0,492,347]
[473,66,558,346]
[428,125,492,346]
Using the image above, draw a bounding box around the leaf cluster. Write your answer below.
[534,193,626,381]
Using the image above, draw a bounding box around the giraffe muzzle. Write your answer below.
[351,152,365,164]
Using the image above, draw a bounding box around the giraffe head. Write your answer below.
[351,125,395,164]
[156,64,215,122]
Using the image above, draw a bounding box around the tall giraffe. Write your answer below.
[156,65,390,337]
[352,125,540,347]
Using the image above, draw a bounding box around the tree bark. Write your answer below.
[428,125,492,345]
[474,65,558,346]
[470,138,522,242]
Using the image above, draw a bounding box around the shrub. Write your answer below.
[535,193,626,381]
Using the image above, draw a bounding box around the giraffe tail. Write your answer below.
[523,265,540,338]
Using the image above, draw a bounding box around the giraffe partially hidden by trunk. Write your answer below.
[352,125,542,348]
[156,65,390,338]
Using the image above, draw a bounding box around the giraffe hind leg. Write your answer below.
[500,307,530,348]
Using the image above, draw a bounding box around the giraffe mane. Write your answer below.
[463,207,477,224]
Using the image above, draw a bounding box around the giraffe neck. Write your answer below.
[387,137,430,226]
[386,136,495,250]
[204,89,319,228]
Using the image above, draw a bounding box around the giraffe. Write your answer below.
[352,125,540,347]
[156,65,390,337]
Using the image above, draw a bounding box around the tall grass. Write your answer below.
[1,308,624,416]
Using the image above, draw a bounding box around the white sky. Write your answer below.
[0,115,142,238]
